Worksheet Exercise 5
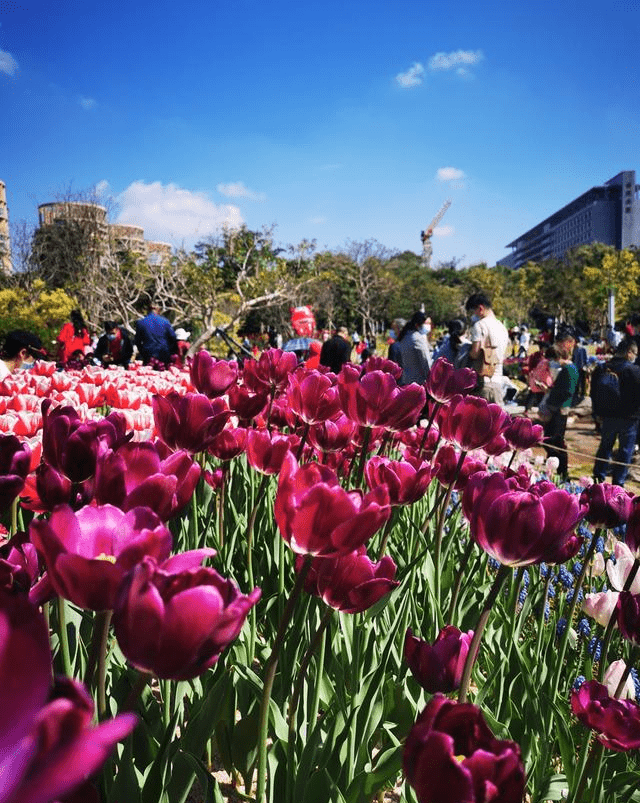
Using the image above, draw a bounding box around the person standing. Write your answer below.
[94,322,133,368]
[134,302,178,367]
[592,338,640,487]
[539,331,578,482]
[57,310,90,365]
[397,312,432,385]
[387,318,406,366]
[319,327,352,374]
[465,292,510,404]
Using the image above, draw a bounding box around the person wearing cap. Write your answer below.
[174,327,191,366]
[94,322,133,368]
[134,302,178,367]
[0,330,45,381]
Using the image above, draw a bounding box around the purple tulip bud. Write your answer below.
[190,350,238,398]
[405,626,474,694]
[0,434,31,512]
[616,591,640,646]
[424,357,477,403]
[504,416,544,451]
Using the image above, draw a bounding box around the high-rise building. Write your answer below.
[499,171,640,268]
[0,181,11,274]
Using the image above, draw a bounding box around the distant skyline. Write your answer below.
[2,0,639,267]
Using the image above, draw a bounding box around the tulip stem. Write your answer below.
[535,573,552,658]
[416,401,441,460]
[286,607,332,803]
[57,596,72,678]
[458,564,510,703]
[256,555,313,803]
[217,466,227,549]
[246,473,270,663]
[433,451,466,606]
[10,497,17,536]
[354,427,372,489]
[553,529,601,700]
[614,646,639,697]
[568,738,604,803]
[97,610,112,719]
[446,538,476,624]
[296,422,310,461]
[123,670,153,711]
[377,508,397,559]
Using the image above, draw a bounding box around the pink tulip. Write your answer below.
[583,591,620,627]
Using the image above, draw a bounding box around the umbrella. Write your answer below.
[283,337,320,353]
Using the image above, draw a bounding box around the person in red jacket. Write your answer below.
[57,310,90,364]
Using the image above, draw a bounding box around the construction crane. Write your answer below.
[420,199,451,268]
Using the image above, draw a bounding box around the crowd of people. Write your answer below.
[5,291,640,489]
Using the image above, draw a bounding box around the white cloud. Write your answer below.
[0,49,18,76]
[437,167,465,182]
[116,181,243,244]
[216,181,266,201]
[429,50,483,72]
[433,225,454,237]
[308,216,327,225]
[95,179,110,196]
[79,96,97,110]
[395,62,424,88]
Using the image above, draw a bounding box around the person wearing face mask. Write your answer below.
[464,292,510,404]
[397,312,432,385]
[94,321,133,368]
[0,330,46,381]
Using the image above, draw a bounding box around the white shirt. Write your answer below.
[469,312,510,386]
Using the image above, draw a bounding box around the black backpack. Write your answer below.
[590,363,621,417]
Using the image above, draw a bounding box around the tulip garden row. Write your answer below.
[2,352,640,803]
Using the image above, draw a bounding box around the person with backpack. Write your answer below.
[538,330,578,482]
[592,338,640,487]
[465,292,510,404]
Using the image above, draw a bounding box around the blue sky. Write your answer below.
[2,0,639,267]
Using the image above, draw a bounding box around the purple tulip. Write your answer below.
[245,429,292,475]
[296,547,398,613]
[439,394,509,452]
[504,416,544,451]
[152,392,231,453]
[361,355,403,379]
[308,415,356,454]
[434,445,486,492]
[0,532,39,594]
[286,370,341,425]
[424,357,477,403]
[242,348,298,394]
[95,442,201,521]
[469,482,586,567]
[579,483,634,529]
[364,455,433,506]
[621,496,640,555]
[208,426,247,461]
[30,504,172,610]
[571,680,640,751]
[190,350,238,398]
[0,434,31,512]
[404,694,525,803]
[113,556,261,679]
[41,401,130,484]
[616,591,640,646]
[405,626,474,694]
[337,365,426,430]
[0,591,136,803]
[274,452,390,556]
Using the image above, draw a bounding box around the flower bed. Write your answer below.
[1,354,639,803]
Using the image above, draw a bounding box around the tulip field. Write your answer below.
[3,352,640,803]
